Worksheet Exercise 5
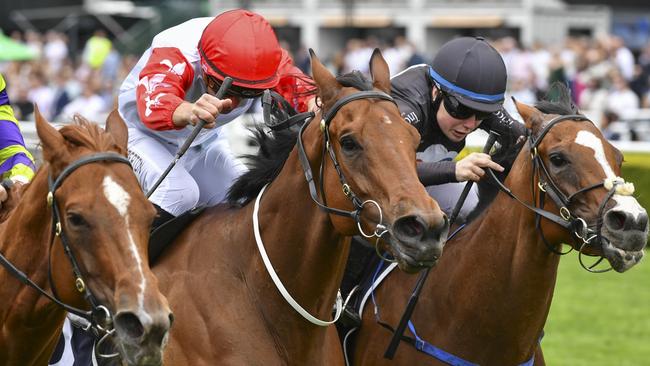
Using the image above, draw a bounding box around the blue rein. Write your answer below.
[371,224,541,366]
[406,320,539,366]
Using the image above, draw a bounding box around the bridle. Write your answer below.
[296,90,396,240]
[487,114,630,272]
[0,152,131,349]
[252,89,398,326]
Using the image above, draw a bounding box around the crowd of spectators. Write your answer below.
[3,28,650,140]
[0,29,137,124]
[297,33,650,140]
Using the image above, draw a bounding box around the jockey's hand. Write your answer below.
[172,94,233,129]
[0,184,7,207]
[455,152,504,182]
[307,96,319,113]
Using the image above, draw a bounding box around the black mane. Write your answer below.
[336,70,373,91]
[226,71,373,205]
[535,82,580,116]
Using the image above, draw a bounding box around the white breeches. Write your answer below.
[425,182,479,222]
[127,127,246,216]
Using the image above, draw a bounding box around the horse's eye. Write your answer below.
[66,212,89,228]
[549,153,568,167]
[340,136,361,152]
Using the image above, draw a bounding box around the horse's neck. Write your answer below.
[250,132,350,353]
[429,154,561,359]
[0,169,69,364]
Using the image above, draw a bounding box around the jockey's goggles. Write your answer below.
[206,75,265,99]
[441,92,492,121]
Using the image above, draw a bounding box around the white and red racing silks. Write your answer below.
[118,17,314,147]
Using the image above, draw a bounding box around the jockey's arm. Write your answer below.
[0,75,36,204]
[135,47,196,131]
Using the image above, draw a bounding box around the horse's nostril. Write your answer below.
[169,313,175,327]
[114,312,145,340]
[605,211,627,231]
[395,216,424,238]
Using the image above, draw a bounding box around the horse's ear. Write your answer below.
[513,98,541,130]
[309,49,340,105]
[105,109,128,154]
[34,104,70,168]
[369,48,391,93]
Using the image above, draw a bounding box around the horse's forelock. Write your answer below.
[535,82,579,117]
[59,117,118,153]
[335,71,373,92]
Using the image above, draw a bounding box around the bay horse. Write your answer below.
[152,49,449,365]
[351,92,649,365]
[0,109,172,366]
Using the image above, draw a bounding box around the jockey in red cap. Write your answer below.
[117,9,315,223]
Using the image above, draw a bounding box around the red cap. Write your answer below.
[198,9,282,89]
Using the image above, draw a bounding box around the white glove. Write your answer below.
[0,184,7,204]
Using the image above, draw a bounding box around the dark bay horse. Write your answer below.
[153,49,449,365]
[0,109,172,365]
[352,94,649,365]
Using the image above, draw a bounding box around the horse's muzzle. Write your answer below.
[390,213,449,271]
[113,309,174,366]
[601,206,648,272]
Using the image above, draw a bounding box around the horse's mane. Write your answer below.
[535,82,580,116]
[227,71,373,205]
[58,115,123,154]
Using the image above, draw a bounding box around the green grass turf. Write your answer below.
[543,254,650,366]
[543,156,650,365]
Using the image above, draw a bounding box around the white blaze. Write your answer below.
[102,175,151,322]
[575,131,645,220]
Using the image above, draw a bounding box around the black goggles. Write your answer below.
[441,93,492,121]
[207,76,265,99]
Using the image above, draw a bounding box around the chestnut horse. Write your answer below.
[352,94,649,365]
[0,110,172,366]
[152,49,449,365]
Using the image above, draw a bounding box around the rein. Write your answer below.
[488,114,631,272]
[381,114,633,363]
[0,152,131,337]
[253,89,396,326]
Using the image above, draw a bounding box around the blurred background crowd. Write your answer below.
[0,29,136,124]
[1,0,650,142]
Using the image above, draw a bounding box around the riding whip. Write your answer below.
[146,77,233,198]
[383,130,500,360]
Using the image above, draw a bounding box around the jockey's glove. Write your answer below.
[481,108,528,179]
[483,108,528,157]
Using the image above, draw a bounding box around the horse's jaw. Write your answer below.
[601,241,644,272]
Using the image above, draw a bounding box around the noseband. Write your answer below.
[0,152,131,340]
[488,114,632,272]
[296,90,396,239]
